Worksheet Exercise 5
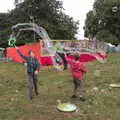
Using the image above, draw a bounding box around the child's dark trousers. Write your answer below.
[28,73,38,99]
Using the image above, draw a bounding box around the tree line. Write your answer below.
[84,0,120,44]
[0,0,79,47]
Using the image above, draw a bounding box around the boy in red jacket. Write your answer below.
[66,53,87,101]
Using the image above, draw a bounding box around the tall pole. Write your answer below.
[30,16,36,41]
[32,17,36,41]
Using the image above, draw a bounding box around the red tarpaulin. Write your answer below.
[7,42,42,64]
[67,53,107,62]
[7,43,107,66]
[40,53,107,66]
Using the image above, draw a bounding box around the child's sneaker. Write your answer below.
[29,96,33,100]
[80,97,85,102]
[35,92,39,96]
[71,95,77,98]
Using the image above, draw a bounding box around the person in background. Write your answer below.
[66,53,87,102]
[16,47,40,100]
[54,41,68,70]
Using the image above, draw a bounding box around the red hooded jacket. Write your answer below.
[67,58,87,80]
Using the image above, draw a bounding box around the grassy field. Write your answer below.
[0,53,120,120]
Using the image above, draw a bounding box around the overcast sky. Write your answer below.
[0,0,94,39]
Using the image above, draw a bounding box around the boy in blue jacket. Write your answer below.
[16,47,40,100]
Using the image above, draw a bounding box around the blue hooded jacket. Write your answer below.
[17,49,40,74]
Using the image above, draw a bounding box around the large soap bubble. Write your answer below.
[9,23,64,71]
[8,23,106,71]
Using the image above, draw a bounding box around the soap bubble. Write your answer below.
[94,70,101,77]
[9,23,64,71]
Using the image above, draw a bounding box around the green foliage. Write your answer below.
[96,30,118,44]
[0,0,79,47]
[84,0,120,44]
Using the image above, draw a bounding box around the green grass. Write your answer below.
[0,53,120,120]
